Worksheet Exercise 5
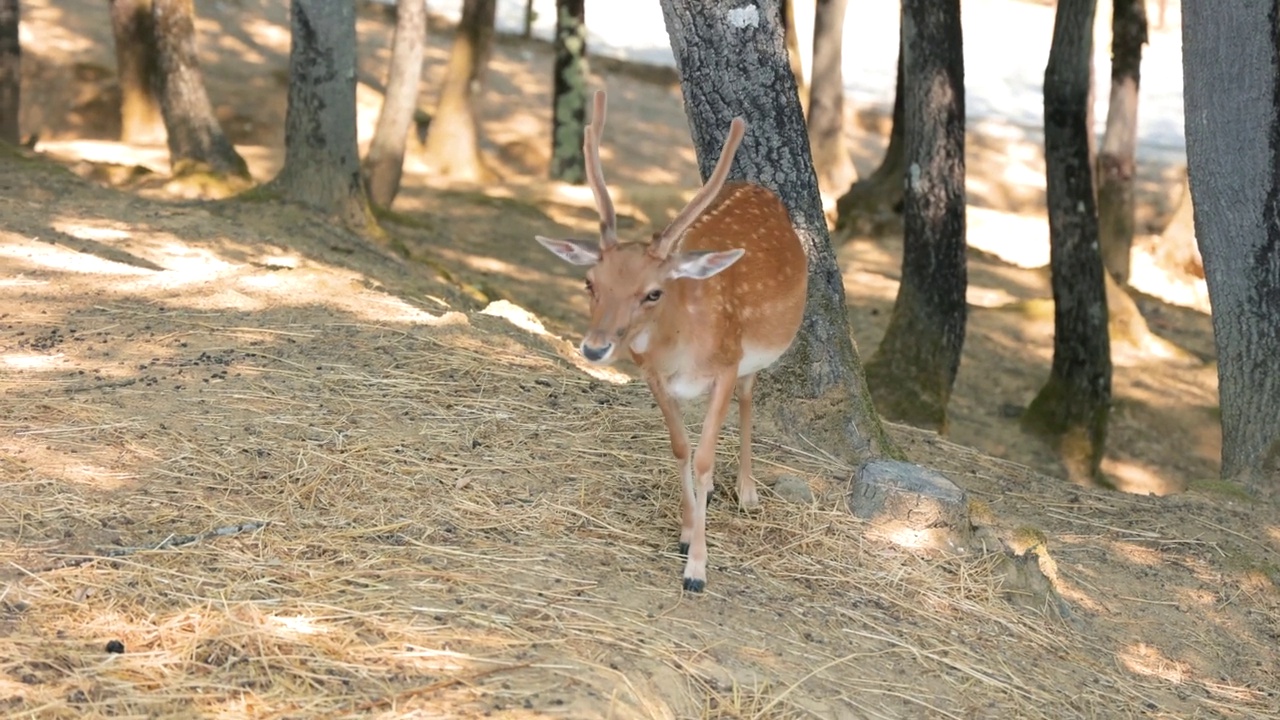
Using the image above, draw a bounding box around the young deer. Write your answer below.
[535,91,808,592]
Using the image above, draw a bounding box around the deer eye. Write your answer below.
[643,289,664,303]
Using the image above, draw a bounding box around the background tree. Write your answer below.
[1022,0,1111,484]
[834,40,904,237]
[806,0,855,194]
[0,0,17,146]
[269,0,371,230]
[781,0,808,116]
[1096,0,1147,285]
[659,0,894,463]
[1182,0,1280,493]
[420,0,496,181]
[151,0,247,177]
[363,0,426,208]
[863,0,966,434]
[109,0,165,145]
[548,0,587,183]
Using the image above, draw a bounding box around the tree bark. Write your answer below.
[363,0,426,208]
[151,0,248,177]
[1096,0,1147,285]
[0,0,18,146]
[660,0,895,464]
[782,0,808,117]
[1023,0,1112,484]
[549,0,588,183]
[271,0,372,230]
[109,0,165,145]
[864,0,967,434]
[807,0,855,194]
[834,38,905,238]
[420,0,496,182]
[1183,0,1280,493]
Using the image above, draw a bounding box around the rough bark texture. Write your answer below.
[151,0,247,177]
[549,0,587,183]
[271,0,371,230]
[1023,0,1112,484]
[660,0,895,464]
[109,0,165,145]
[806,0,855,194]
[1096,0,1147,285]
[1183,0,1280,493]
[420,0,496,182]
[0,0,18,146]
[834,39,904,238]
[782,0,807,116]
[363,0,426,208]
[864,0,967,434]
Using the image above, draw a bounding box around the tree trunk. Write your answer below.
[660,0,895,464]
[363,0,426,208]
[807,0,855,194]
[1096,0,1147,285]
[151,0,247,177]
[0,0,18,146]
[420,0,496,182]
[1023,0,1112,485]
[549,0,588,183]
[864,0,967,434]
[522,0,535,39]
[834,38,905,238]
[1182,0,1280,493]
[109,0,165,145]
[782,0,808,117]
[271,0,372,230]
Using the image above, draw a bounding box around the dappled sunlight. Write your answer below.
[1102,457,1184,496]
[0,236,154,276]
[1119,642,1190,684]
[240,17,291,55]
[966,206,1049,269]
[3,352,72,371]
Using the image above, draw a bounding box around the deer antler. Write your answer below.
[652,117,747,259]
[584,90,618,250]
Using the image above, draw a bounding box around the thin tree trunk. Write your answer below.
[807,0,855,194]
[864,0,967,434]
[1023,0,1112,485]
[271,0,372,230]
[522,0,535,39]
[782,0,808,117]
[364,0,426,208]
[109,0,165,145]
[834,38,904,237]
[660,0,895,464]
[549,0,587,183]
[1096,0,1147,285]
[151,0,247,177]
[0,0,18,146]
[1183,0,1280,492]
[420,0,496,182]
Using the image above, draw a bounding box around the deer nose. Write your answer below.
[580,342,614,363]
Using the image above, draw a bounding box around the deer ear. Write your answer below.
[535,236,602,266]
[668,249,745,280]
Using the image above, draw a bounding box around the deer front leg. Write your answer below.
[736,374,759,511]
[683,368,739,593]
[644,373,694,555]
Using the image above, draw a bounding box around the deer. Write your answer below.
[534,90,808,592]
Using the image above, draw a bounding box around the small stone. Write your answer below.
[772,475,814,504]
[105,640,125,654]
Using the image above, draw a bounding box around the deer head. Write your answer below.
[536,91,749,365]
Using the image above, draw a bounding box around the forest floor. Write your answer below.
[1,0,1277,718]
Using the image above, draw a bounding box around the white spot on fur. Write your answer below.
[727,5,760,29]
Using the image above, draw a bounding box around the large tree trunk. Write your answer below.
[151,0,247,177]
[1096,0,1147,285]
[109,0,165,145]
[782,0,808,117]
[1023,0,1112,485]
[548,0,587,183]
[660,0,895,463]
[271,0,371,230]
[807,0,855,194]
[363,0,426,208]
[834,38,904,238]
[0,0,17,146]
[1182,0,1280,493]
[420,0,496,182]
[864,0,967,434]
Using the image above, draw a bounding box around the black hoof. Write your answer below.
[682,576,705,593]
[678,542,690,557]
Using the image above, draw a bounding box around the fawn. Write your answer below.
[535,91,808,592]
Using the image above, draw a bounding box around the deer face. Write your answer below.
[535,237,744,364]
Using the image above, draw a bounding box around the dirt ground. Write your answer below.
[1,0,1277,717]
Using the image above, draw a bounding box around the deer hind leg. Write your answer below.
[644,374,694,555]
[683,367,739,593]
[736,374,759,511]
